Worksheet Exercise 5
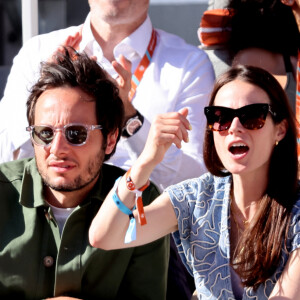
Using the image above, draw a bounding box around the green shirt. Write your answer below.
[0,158,169,299]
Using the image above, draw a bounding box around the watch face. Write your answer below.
[126,119,142,135]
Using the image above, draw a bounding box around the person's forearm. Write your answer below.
[89,109,190,249]
[89,159,155,250]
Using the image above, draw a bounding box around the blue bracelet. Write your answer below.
[112,176,136,243]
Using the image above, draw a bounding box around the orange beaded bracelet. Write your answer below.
[125,168,150,226]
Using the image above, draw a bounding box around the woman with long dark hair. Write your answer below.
[89,65,300,299]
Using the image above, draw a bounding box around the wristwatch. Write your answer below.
[122,110,144,137]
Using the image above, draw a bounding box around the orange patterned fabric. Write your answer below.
[198,8,236,47]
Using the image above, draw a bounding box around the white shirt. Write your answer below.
[0,14,215,191]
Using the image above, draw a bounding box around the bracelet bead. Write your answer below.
[125,168,149,226]
[125,168,150,191]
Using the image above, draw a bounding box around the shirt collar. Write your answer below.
[79,13,153,62]
[80,13,97,54]
[20,158,45,208]
[114,15,153,60]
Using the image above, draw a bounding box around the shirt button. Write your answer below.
[43,256,54,267]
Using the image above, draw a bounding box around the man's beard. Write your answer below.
[37,149,105,192]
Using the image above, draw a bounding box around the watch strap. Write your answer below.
[122,110,144,137]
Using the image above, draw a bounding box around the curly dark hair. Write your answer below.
[26,47,124,161]
[203,64,298,289]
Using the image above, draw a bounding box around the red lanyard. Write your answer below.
[128,29,157,101]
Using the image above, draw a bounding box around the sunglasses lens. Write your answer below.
[239,105,267,130]
[205,104,269,131]
[65,125,88,145]
[205,107,233,131]
[32,126,54,145]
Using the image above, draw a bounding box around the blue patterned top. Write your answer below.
[166,173,300,299]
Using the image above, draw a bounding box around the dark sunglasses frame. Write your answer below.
[26,123,103,146]
[204,103,277,132]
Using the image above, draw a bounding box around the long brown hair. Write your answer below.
[203,65,298,289]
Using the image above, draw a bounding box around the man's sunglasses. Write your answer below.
[204,103,277,132]
[26,123,103,146]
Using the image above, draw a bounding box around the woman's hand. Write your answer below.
[127,108,191,189]
[139,108,191,166]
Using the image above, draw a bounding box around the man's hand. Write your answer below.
[112,55,137,122]
[48,25,83,62]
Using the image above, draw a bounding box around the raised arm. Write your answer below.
[89,108,191,250]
